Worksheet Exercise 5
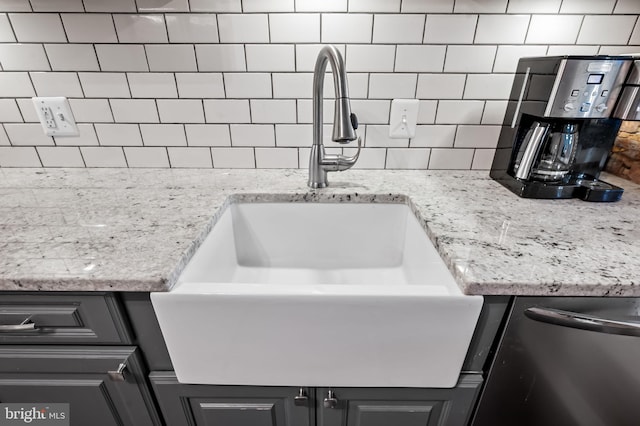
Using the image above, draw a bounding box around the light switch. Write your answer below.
[389,99,419,139]
[32,97,79,137]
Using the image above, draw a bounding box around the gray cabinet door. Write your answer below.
[0,346,161,426]
[317,374,483,426]
[150,371,313,426]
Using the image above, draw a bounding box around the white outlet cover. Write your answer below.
[32,97,79,137]
[389,99,419,139]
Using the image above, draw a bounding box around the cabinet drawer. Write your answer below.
[0,293,132,345]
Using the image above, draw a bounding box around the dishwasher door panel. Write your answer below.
[472,297,640,426]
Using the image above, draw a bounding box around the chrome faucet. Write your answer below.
[308,45,361,189]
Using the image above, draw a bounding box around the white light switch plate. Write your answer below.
[389,99,419,139]
[32,97,79,137]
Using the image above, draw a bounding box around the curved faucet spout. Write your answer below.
[308,45,360,189]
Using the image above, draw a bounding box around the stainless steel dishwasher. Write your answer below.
[471,296,640,426]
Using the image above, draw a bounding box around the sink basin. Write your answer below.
[152,201,483,388]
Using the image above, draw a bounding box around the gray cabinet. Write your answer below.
[0,293,162,426]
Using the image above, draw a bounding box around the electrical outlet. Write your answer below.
[32,97,79,137]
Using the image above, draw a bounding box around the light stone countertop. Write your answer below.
[0,168,638,296]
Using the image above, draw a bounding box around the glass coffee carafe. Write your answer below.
[531,122,579,182]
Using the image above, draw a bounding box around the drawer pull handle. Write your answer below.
[294,388,309,406]
[0,318,36,332]
[323,390,339,409]
[108,363,127,382]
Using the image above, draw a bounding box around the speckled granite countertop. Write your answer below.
[0,168,638,296]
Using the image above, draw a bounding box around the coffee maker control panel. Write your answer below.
[545,58,632,119]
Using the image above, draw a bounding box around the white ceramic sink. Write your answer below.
[152,201,483,388]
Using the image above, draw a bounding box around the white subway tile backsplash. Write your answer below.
[95,45,148,71]
[255,147,298,168]
[113,15,168,43]
[127,73,177,98]
[365,125,408,147]
[185,124,231,146]
[0,72,34,97]
[560,0,615,14]
[110,99,158,123]
[416,100,437,124]
[481,101,508,125]
[30,72,82,97]
[296,0,346,12]
[401,0,453,13]
[80,147,127,167]
[598,45,640,55]
[218,14,269,43]
[140,124,186,146]
[428,148,474,169]
[345,147,386,169]
[0,99,21,122]
[250,100,296,123]
[507,0,560,13]
[350,0,399,12]
[296,99,333,123]
[395,45,446,72]
[136,0,188,12]
[204,100,250,123]
[212,147,254,168]
[176,73,225,98]
[464,74,514,100]
[83,0,136,12]
[146,45,197,72]
[1,126,13,144]
[230,124,275,147]
[54,124,99,146]
[454,0,507,13]
[346,73,369,98]
[475,15,529,44]
[0,147,41,167]
[190,0,240,12]
[454,125,500,148]
[46,44,100,71]
[444,46,497,73]
[424,15,477,44]
[158,99,205,123]
[79,73,131,98]
[16,99,39,121]
[224,73,272,98]
[436,100,484,124]
[578,16,636,45]
[373,14,425,44]
[526,15,582,44]
[124,146,170,167]
[95,123,142,145]
[630,24,640,45]
[62,14,117,43]
[368,73,417,99]
[244,0,293,12]
[275,124,312,147]
[272,73,313,98]
[493,45,548,72]
[295,44,345,71]
[546,45,599,55]
[246,45,295,72]
[614,0,640,14]
[410,125,456,147]
[416,74,466,99]
[471,148,496,170]
[322,14,372,43]
[0,44,49,70]
[5,123,53,145]
[69,99,114,123]
[9,13,66,42]
[196,45,246,72]
[166,14,218,43]
[270,14,320,43]
[386,148,430,169]
[0,14,15,41]
[168,147,212,167]
[37,146,84,167]
[346,45,395,72]
[349,99,390,124]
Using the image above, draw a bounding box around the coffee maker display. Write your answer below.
[490,56,635,202]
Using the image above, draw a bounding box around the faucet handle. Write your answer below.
[350,112,359,130]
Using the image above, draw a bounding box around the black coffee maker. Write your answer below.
[490,56,634,202]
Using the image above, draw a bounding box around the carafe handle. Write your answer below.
[514,121,550,180]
